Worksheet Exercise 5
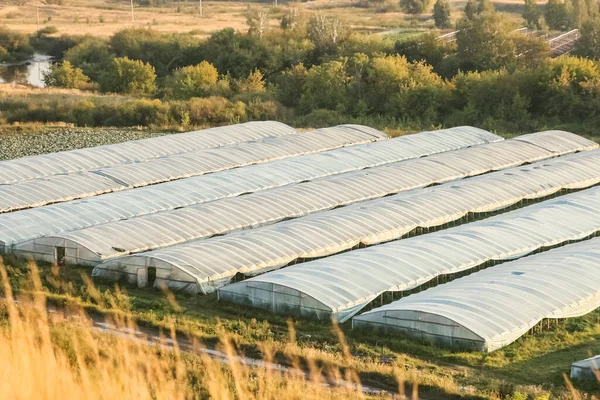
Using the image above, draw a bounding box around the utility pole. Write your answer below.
[130,0,135,23]
[199,0,203,16]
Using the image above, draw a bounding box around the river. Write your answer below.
[0,53,54,87]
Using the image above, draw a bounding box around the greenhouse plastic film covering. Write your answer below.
[0,121,298,185]
[353,237,600,352]
[97,148,600,294]
[221,186,600,323]
[0,126,499,250]
[0,125,386,213]
[24,131,591,265]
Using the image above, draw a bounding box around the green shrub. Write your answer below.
[166,61,220,99]
[99,57,158,95]
[42,61,89,89]
[0,27,33,63]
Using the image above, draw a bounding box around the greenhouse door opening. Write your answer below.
[147,267,157,287]
[137,267,157,288]
[55,247,66,265]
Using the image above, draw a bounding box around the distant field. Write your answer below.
[0,0,540,38]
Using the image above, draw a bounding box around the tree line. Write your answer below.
[2,2,600,134]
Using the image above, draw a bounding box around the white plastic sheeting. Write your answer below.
[0,125,386,213]
[0,126,500,251]
[222,186,600,324]
[571,356,600,380]
[97,148,600,294]
[22,131,593,265]
[353,237,600,352]
[0,121,297,185]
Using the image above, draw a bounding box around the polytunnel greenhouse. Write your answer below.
[352,237,600,352]
[0,125,386,213]
[0,125,498,252]
[16,131,594,266]
[219,186,600,322]
[0,121,298,185]
[95,148,600,294]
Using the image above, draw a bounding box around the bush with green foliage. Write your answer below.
[0,28,33,63]
[433,0,452,28]
[64,38,115,81]
[523,0,544,29]
[42,61,89,89]
[574,17,600,58]
[399,0,431,14]
[166,61,220,99]
[99,57,157,95]
[545,0,573,30]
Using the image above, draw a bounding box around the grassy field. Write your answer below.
[2,239,600,398]
[0,0,536,39]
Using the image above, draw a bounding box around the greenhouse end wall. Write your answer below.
[352,310,486,352]
[218,282,334,321]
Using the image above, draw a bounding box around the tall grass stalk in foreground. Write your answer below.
[0,261,401,399]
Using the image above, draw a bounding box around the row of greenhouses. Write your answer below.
[14,131,595,266]
[2,122,600,352]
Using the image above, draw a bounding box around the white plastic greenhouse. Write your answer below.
[0,125,386,213]
[221,186,600,323]
[352,238,600,352]
[571,356,600,380]
[96,149,600,294]
[0,121,298,185]
[17,131,593,266]
[0,126,499,251]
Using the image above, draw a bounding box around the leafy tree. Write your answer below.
[274,63,308,107]
[400,0,432,14]
[464,0,477,19]
[545,0,573,30]
[300,61,349,113]
[456,13,517,71]
[247,11,269,39]
[64,38,115,81]
[395,32,459,77]
[110,28,201,76]
[0,27,33,63]
[574,17,600,58]
[42,61,89,88]
[99,57,157,95]
[433,0,452,28]
[280,7,307,36]
[307,14,349,51]
[200,28,268,79]
[523,0,543,28]
[477,0,495,14]
[166,61,219,99]
[237,69,267,93]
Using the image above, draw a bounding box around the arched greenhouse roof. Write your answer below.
[23,131,591,264]
[221,185,600,323]
[0,125,386,213]
[96,147,600,294]
[0,121,298,185]
[353,237,600,352]
[0,126,498,250]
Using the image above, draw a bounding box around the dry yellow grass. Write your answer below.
[0,0,544,38]
[0,261,401,400]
